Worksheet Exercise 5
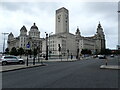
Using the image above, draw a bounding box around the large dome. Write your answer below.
[30,23,38,30]
[29,23,40,38]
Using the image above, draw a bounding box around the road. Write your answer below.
[2,56,119,88]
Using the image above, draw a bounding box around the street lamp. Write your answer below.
[2,33,9,55]
[118,10,120,49]
[33,42,37,65]
[45,32,48,60]
[77,48,79,60]
[49,32,53,58]
[67,49,69,61]
[37,41,40,63]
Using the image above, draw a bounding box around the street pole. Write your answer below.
[67,49,69,61]
[45,32,48,60]
[77,48,79,60]
[26,42,30,66]
[26,50,28,66]
[33,43,36,65]
[33,50,35,65]
[2,33,9,55]
[49,32,53,59]
[37,46,40,63]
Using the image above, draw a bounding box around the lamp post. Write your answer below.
[77,48,79,60]
[45,32,48,60]
[49,32,53,58]
[2,33,9,55]
[33,43,37,65]
[117,11,119,53]
[67,49,69,61]
[37,41,40,63]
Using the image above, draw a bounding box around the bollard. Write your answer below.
[105,57,108,66]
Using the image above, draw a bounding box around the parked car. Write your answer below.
[98,55,106,59]
[0,55,25,65]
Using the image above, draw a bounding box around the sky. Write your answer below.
[0,0,119,52]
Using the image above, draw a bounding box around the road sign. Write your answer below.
[26,43,30,48]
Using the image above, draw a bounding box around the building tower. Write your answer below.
[19,25,27,49]
[29,23,40,38]
[55,7,69,34]
[7,32,14,50]
[20,25,27,36]
[95,22,106,53]
[8,32,14,41]
[75,26,81,37]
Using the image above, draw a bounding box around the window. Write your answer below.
[58,15,61,22]
[4,56,17,59]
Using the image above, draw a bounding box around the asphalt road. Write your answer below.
[2,56,119,88]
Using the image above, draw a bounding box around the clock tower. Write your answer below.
[55,7,69,34]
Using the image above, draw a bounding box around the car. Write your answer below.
[93,55,98,58]
[110,54,114,57]
[0,55,25,65]
[98,55,106,59]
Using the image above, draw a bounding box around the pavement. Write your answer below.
[0,58,77,72]
[1,63,47,72]
[1,56,119,72]
[100,65,120,70]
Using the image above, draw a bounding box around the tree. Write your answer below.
[33,48,37,57]
[18,47,24,57]
[81,49,92,55]
[10,47,18,56]
[28,49,32,58]
[100,49,111,55]
[5,48,9,54]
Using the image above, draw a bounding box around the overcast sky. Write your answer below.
[0,1,118,52]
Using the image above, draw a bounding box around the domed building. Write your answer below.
[7,7,106,58]
[7,23,43,53]
[29,23,40,38]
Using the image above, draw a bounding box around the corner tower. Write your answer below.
[95,22,106,53]
[55,7,69,34]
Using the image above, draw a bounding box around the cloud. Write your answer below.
[0,2,118,52]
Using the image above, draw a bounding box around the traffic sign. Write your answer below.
[26,43,30,48]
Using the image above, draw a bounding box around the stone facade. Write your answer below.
[42,7,106,56]
[56,7,69,34]
[8,7,106,56]
[7,23,43,52]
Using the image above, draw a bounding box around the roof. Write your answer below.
[8,32,14,37]
[30,23,38,30]
[20,25,27,32]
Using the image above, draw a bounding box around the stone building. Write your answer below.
[7,23,42,53]
[42,7,106,56]
[7,7,106,56]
